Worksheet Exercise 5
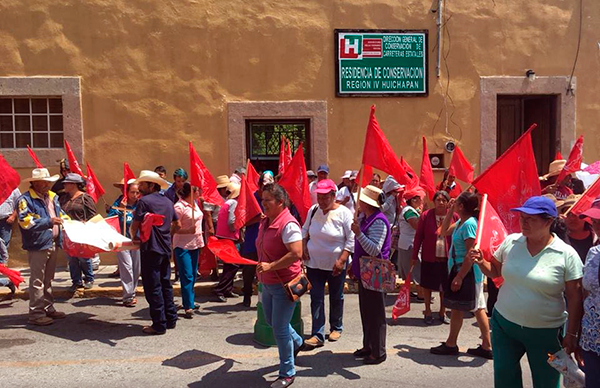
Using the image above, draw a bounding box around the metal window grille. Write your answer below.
[246,119,309,160]
[0,97,64,149]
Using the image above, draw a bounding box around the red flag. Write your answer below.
[234,176,262,230]
[361,106,410,186]
[475,194,507,287]
[198,246,217,275]
[140,213,165,242]
[64,140,84,176]
[85,162,105,203]
[359,165,373,188]
[472,124,541,233]
[419,137,436,200]
[27,146,43,168]
[0,152,20,205]
[392,273,411,319]
[556,136,583,184]
[400,156,420,190]
[207,236,258,265]
[0,263,25,288]
[555,151,563,161]
[568,176,600,216]
[278,135,292,175]
[448,145,474,183]
[189,142,224,206]
[278,143,311,222]
[105,215,121,233]
[123,162,136,204]
[246,159,260,194]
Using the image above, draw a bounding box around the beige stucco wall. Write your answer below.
[1,0,599,265]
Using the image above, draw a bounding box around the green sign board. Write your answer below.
[335,29,429,97]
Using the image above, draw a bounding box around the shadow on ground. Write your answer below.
[394,344,489,368]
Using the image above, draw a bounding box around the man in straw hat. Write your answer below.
[541,159,574,200]
[130,170,181,335]
[17,168,70,326]
[213,182,242,302]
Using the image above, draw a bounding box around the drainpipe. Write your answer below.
[435,0,443,78]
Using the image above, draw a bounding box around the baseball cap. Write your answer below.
[306,170,317,178]
[341,170,352,179]
[511,196,558,218]
[317,165,329,174]
[315,179,337,194]
[580,198,600,220]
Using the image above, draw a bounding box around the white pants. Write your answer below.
[117,250,141,302]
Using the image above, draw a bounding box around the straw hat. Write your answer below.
[216,175,230,189]
[227,182,241,200]
[542,193,564,210]
[23,168,60,183]
[135,170,169,190]
[113,178,137,188]
[359,185,383,208]
[540,160,566,180]
[558,194,581,212]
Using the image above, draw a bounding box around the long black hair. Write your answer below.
[456,192,479,219]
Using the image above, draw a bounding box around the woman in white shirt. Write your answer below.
[336,171,358,214]
[302,179,355,350]
[397,188,425,286]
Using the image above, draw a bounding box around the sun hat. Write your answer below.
[216,175,230,189]
[540,160,566,180]
[511,196,558,218]
[359,185,383,208]
[542,193,565,210]
[62,173,85,184]
[317,165,329,174]
[306,170,317,178]
[23,168,60,183]
[579,197,600,220]
[112,178,137,188]
[558,194,581,213]
[227,182,241,200]
[315,179,337,194]
[135,170,169,190]
[341,170,352,179]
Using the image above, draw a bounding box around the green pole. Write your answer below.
[253,283,304,347]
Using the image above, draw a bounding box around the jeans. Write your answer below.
[174,247,199,310]
[68,256,94,285]
[0,218,12,287]
[582,349,600,388]
[491,310,561,388]
[261,283,303,378]
[306,267,344,342]
[141,250,178,333]
[117,249,141,302]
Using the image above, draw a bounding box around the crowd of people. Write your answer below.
[0,156,598,388]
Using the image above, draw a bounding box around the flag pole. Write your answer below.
[564,174,600,216]
[191,185,196,224]
[474,194,487,250]
[354,164,365,220]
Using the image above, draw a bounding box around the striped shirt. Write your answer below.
[0,188,21,219]
[357,218,387,257]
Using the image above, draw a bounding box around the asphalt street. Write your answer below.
[0,293,533,388]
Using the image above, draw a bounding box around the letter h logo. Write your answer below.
[340,35,362,59]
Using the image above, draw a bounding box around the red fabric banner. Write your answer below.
[472,124,541,233]
[278,135,292,175]
[448,145,474,183]
[206,236,258,265]
[198,246,217,275]
[359,165,374,188]
[392,274,410,319]
[361,106,410,186]
[475,194,507,287]
[0,263,25,288]
[0,152,20,205]
[556,135,583,184]
[555,151,563,161]
[189,142,224,206]
[278,143,311,222]
[234,176,262,230]
[85,162,105,203]
[400,156,420,190]
[27,146,44,168]
[64,140,84,176]
[123,162,136,204]
[246,159,260,194]
[140,213,164,243]
[569,176,600,216]
[419,137,436,200]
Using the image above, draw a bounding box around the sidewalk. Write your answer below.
[0,264,394,300]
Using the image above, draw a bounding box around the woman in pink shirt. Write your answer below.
[173,183,204,319]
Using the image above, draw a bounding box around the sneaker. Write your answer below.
[270,376,295,388]
[467,345,493,360]
[303,336,324,350]
[83,281,94,290]
[28,316,54,326]
[328,330,341,342]
[430,342,459,355]
[215,295,227,303]
[46,311,66,319]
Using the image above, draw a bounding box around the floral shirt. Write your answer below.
[580,245,600,356]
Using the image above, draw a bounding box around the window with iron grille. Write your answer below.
[246,119,310,174]
[0,97,64,149]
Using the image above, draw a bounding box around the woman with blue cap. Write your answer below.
[469,195,584,388]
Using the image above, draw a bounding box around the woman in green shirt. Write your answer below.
[469,196,583,388]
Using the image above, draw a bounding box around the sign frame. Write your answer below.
[335,29,429,98]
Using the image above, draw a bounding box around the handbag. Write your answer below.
[443,246,476,311]
[359,256,397,293]
[277,268,312,302]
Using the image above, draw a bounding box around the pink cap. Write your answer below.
[315,179,337,194]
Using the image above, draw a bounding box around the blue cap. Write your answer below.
[317,165,329,173]
[264,170,274,177]
[511,196,558,218]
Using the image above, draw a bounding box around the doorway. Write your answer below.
[497,95,559,175]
